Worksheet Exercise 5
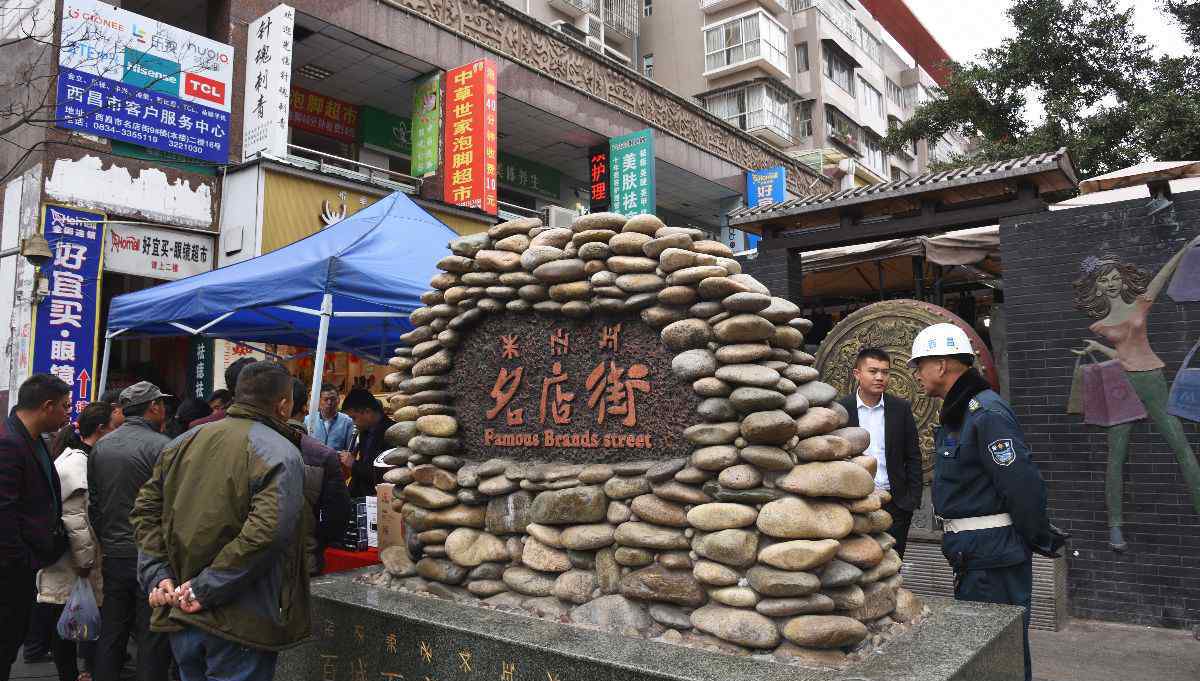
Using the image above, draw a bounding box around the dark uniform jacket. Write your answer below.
[0,412,65,569]
[934,369,1056,569]
[837,393,923,512]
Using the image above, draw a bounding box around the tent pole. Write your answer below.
[306,293,334,429]
[98,329,113,399]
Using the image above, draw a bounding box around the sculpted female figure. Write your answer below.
[1072,236,1200,551]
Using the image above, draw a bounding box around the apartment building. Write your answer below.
[632,0,969,188]
[500,0,643,65]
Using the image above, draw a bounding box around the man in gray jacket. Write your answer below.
[88,382,173,681]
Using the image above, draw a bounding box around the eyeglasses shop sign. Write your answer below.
[104,224,214,280]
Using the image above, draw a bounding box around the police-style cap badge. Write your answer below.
[989,438,1016,466]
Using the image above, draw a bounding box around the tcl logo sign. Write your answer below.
[184,72,225,105]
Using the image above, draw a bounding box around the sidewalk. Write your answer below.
[1031,618,1199,681]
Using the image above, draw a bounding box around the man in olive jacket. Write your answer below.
[132,362,309,681]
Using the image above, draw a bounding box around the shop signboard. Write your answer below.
[443,59,498,215]
[410,72,442,177]
[289,86,358,143]
[187,337,214,400]
[498,153,560,199]
[609,128,655,217]
[57,0,235,163]
[104,223,214,280]
[588,144,610,212]
[242,4,294,160]
[359,106,412,155]
[746,166,786,208]
[32,205,106,420]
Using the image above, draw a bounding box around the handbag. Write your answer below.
[57,578,101,642]
[1066,354,1088,414]
[1167,339,1200,422]
[1167,243,1200,303]
[1082,356,1147,427]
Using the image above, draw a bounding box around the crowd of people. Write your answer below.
[0,357,388,681]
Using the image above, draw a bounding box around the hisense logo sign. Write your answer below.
[122,47,179,96]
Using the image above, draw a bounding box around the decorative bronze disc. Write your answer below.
[813,300,998,482]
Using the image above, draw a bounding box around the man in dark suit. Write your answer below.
[0,374,71,681]
[837,347,923,558]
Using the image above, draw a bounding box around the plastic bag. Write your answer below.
[57,577,101,642]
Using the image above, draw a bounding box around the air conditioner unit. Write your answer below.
[544,205,579,229]
[550,20,587,43]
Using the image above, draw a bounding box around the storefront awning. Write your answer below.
[104,190,456,364]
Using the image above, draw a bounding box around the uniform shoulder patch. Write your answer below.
[968,398,981,412]
[989,438,1015,466]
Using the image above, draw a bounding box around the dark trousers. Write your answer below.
[170,626,277,681]
[0,564,35,681]
[40,604,96,681]
[24,602,56,661]
[884,501,913,559]
[92,557,172,681]
[955,560,1033,681]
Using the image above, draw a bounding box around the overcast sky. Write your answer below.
[904,0,1192,61]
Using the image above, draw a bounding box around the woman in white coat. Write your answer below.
[37,402,115,681]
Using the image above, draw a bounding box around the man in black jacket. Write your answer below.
[340,389,394,498]
[0,375,70,681]
[837,347,923,558]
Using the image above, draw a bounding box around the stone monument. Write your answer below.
[281,212,1028,681]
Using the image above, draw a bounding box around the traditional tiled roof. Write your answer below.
[728,148,1076,226]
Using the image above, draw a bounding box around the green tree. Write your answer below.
[883,0,1200,179]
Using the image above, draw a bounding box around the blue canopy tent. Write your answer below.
[100,190,457,417]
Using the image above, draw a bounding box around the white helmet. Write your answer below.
[908,322,975,367]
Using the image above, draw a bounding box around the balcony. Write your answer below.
[741,109,795,147]
[549,0,598,18]
[704,83,795,149]
[603,0,639,41]
[703,11,790,80]
[700,0,788,14]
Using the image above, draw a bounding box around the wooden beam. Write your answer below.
[760,195,1047,252]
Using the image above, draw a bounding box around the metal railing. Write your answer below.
[285,144,421,194]
[603,0,639,38]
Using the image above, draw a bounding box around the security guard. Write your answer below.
[909,323,1066,681]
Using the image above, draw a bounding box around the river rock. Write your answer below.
[687,503,758,531]
[444,528,508,567]
[861,549,902,582]
[693,560,740,586]
[560,523,615,550]
[729,387,785,413]
[502,567,557,596]
[795,380,838,407]
[712,314,775,343]
[380,546,416,577]
[578,242,610,260]
[661,319,713,350]
[530,486,607,524]
[403,484,457,510]
[533,259,586,284]
[529,227,572,249]
[484,491,532,534]
[778,462,875,499]
[608,255,656,275]
[645,458,686,483]
[714,364,780,389]
[837,534,885,568]
[740,410,796,445]
[479,474,519,496]
[552,570,598,605]
[759,297,802,324]
[672,349,717,381]
[417,558,468,585]
[823,585,865,610]
[667,265,728,286]
[630,494,688,527]
[412,465,457,492]
[757,497,853,540]
[818,559,863,588]
[757,594,836,617]
[717,464,761,490]
[693,529,757,567]
[684,422,740,446]
[615,547,654,567]
[690,604,780,650]
[715,343,772,364]
[476,249,521,272]
[739,446,792,471]
[704,484,784,504]
[892,588,923,623]
[847,581,899,621]
[692,377,732,397]
[570,595,655,633]
[652,481,712,505]
[782,615,868,649]
[758,539,840,571]
[614,522,690,550]
[620,565,706,607]
[604,476,651,499]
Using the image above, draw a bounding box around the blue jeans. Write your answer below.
[169,627,277,681]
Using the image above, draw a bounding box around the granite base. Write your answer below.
[278,567,1026,681]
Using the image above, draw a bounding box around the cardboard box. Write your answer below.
[375,483,405,551]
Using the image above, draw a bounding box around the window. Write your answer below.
[863,132,886,175]
[825,105,858,151]
[822,42,855,95]
[891,166,910,182]
[886,78,905,108]
[796,42,809,73]
[856,20,881,63]
[642,53,654,79]
[796,100,814,138]
[704,83,793,144]
[644,0,652,17]
[859,77,883,117]
[704,11,788,75]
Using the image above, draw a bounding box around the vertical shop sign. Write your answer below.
[609,129,655,217]
[588,144,610,212]
[187,337,214,400]
[746,166,786,208]
[443,59,498,215]
[32,205,106,420]
[410,72,442,177]
[242,4,294,160]
[57,0,235,163]
[289,86,358,142]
